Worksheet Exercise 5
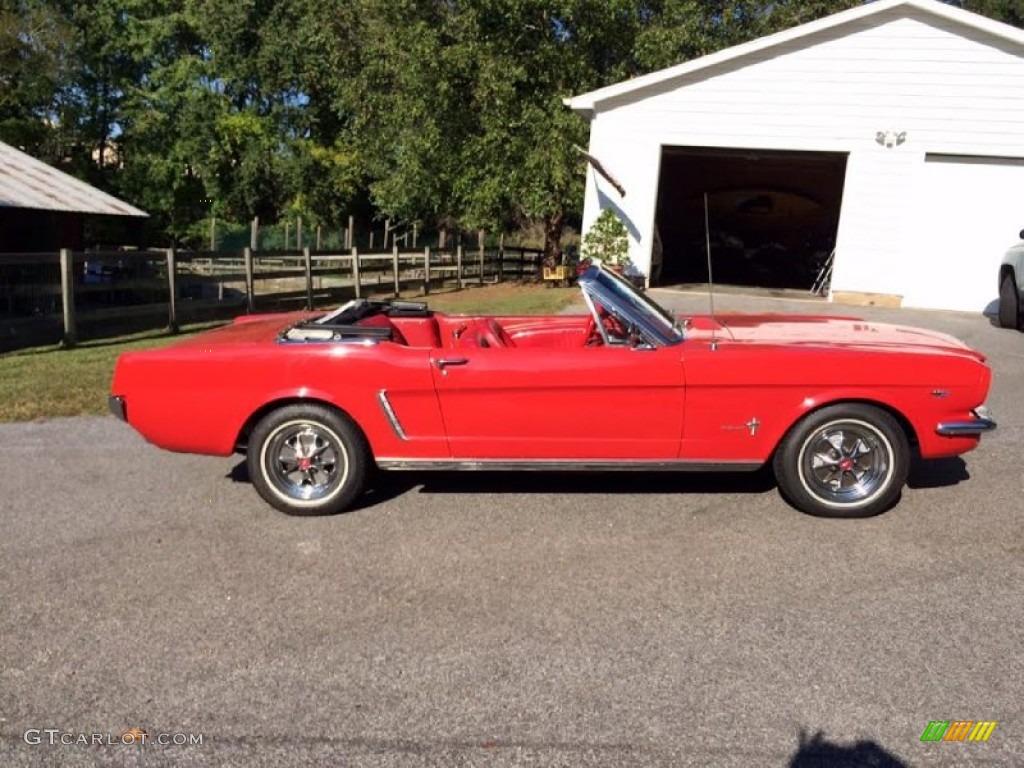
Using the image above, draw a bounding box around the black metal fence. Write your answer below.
[0,245,543,352]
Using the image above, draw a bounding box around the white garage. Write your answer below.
[566,0,1024,313]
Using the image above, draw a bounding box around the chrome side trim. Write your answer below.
[108,395,127,421]
[375,459,763,472]
[935,419,997,436]
[377,390,408,441]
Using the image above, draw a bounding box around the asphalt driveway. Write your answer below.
[1,292,1022,766]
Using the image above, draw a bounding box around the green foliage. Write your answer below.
[1,0,1021,251]
[581,208,630,266]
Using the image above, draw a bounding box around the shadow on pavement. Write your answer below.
[375,467,778,498]
[907,456,969,489]
[789,730,909,768]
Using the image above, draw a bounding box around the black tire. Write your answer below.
[998,274,1021,330]
[247,404,371,516]
[773,404,909,518]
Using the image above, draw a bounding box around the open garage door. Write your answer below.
[903,155,1024,313]
[653,147,847,290]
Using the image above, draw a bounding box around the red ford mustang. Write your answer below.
[109,266,995,518]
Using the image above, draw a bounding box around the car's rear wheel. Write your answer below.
[248,404,371,516]
[773,404,909,518]
[998,274,1021,330]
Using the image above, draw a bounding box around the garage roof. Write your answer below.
[0,140,147,218]
[566,0,1024,115]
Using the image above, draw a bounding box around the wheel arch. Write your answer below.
[234,397,366,453]
[772,398,919,459]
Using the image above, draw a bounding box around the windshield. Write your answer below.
[580,266,684,346]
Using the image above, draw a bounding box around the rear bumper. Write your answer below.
[108,395,127,422]
[936,406,996,437]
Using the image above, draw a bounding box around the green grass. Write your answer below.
[0,284,580,423]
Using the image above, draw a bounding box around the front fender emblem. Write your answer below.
[722,417,761,437]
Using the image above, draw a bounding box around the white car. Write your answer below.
[999,231,1024,330]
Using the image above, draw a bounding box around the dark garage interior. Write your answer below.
[653,146,847,289]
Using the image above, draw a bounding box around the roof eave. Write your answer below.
[565,0,1024,114]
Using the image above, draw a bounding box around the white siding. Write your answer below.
[902,156,1024,311]
[580,6,1024,303]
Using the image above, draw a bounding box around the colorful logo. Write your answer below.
[920,721,997,742]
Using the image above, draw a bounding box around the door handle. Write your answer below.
[435,357,469,375]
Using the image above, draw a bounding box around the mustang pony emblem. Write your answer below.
[723,418,761,436]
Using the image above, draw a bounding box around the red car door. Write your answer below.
[429,345,685,460]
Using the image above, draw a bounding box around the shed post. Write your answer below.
[478,230,485,285]
[456,245,464,290]
[498,233,505,282]
[243,247,255,313]
[303,247,313,310]
[392,244,400,297]
[59,248,76,348]
[351,247,361,299]
[166,248,179,333]
[424,247,431,295]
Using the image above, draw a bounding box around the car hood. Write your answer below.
[705,314,986,361]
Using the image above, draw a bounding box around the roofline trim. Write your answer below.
[565,0,1024,113]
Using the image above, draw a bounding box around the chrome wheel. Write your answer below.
[260,420,349,505]
[797,419,893,508]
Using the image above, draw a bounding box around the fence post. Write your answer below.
[347,215,354,249]
[384,219,391,249]
[392,244,400,297]
[413,223,418,248]
[59,248,76,348]
[297,216,303,250]
[316,225,322,251]
[250,216,259,251]
[351,247,361,299]
[424,247,431,295]
[479,237,485,286]
[303,247,313,310]
[166,248,179,333]
[209,216,216,251]
[456,245,464,290]
[498,234,505,283]
[243,247,255,313]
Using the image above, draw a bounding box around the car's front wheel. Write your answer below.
[998,274,1021,330]
[773,404,909,518]
[248,404,371,516]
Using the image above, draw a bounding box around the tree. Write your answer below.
[0,0,70,158]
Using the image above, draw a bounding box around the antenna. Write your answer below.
[704,192,718,351]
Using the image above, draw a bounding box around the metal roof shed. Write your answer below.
[0,140,147,252]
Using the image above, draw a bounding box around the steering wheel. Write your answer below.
[584,304,628,346]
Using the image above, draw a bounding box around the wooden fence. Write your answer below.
[0,245,543,352]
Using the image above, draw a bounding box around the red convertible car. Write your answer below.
[109,266,995,519]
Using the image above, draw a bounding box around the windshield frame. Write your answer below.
[578,265,684,347]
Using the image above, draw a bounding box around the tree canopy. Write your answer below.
[1,0,1020,254]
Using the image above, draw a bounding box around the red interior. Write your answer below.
[355,314,593,349]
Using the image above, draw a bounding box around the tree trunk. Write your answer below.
[542,211,563,273]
